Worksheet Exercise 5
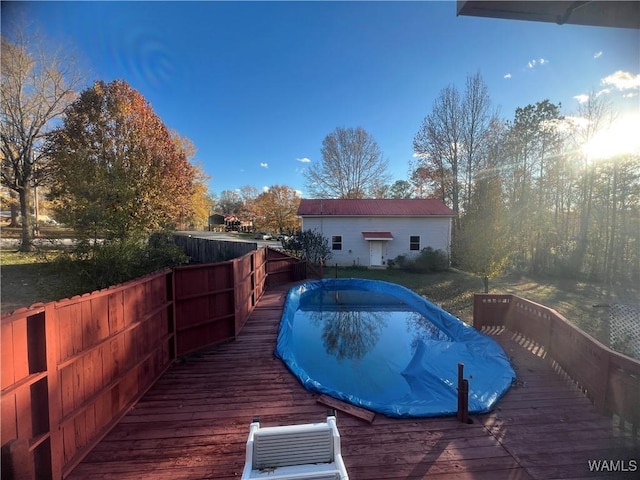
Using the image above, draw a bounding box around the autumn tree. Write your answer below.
[187,163,214,229]
[170,130,213,229]
[47,80,195,241]
[1,28,83,250]
[304,126,390,198]
[252,185,301,234]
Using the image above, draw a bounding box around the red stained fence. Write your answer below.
[173,247,268,356]
[474,294,640,437]
[1,247,304,479]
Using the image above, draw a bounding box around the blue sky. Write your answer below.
[3,1,639,197]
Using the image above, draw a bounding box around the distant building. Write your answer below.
[223,215,253,232]
[297,198,455,267]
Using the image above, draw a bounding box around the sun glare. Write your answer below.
[582,113,640,160]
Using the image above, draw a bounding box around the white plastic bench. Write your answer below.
[240,411,349,480]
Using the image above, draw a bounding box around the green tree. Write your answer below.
[283,229,332,266]
[456,169,509,292]
[389,179,414,198]
[47,80,195,241]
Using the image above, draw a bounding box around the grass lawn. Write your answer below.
[325,265,637,345]
[0,246,74,314]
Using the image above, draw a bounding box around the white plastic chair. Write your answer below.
[240,410,349,480]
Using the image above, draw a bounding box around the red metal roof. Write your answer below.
[297,199,455,217]
[362,231,393,240]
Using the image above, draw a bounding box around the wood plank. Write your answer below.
[317,394,376,423]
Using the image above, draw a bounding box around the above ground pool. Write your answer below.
[275,278,515,418]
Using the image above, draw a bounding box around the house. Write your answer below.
[297,198,456,267]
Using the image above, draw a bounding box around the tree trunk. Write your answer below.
[18,186,34,252]
[9,190,20,227]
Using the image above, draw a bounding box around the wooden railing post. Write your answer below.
[457,363,469,424]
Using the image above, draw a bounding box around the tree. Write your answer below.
[282,229,332,266]
[414,84,463,220]
[569,93,614,275]
[218,190,243,214]
[170,130,213,230]
[456,169,509,292]
[1,29,83,250]
[304,126,389,198]
[388,179,414,198]
[252,185,301,234]
[461,72,494,211]
[503,100,564,272]
[47,80,195,241]
[187,163,214,229]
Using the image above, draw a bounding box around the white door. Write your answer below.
[369,241,383,266]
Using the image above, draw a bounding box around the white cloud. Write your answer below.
[573,94,590,104]
[262,186,269,192]
[594,51,603,59]
[295,189,303,197]
[260,162,268,168]
[623,92,639,98]
[504,73,512,79]
[296,157,311,163]
[527,58,548,69]
[601,70,640,91]
[595,88,611,98]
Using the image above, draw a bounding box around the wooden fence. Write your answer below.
[172,234,257,263]
[474,294,640,437]
[1,247,305,479]
[173,248,267,357]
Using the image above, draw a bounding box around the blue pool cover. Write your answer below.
[275,278,515,418]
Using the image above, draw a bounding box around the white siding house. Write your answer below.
[297,199,456,267]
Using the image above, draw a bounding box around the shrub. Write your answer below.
[53,231,189,295]
[281,229,332,266]
[395,247,449,273]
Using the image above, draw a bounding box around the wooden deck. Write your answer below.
[68,284,639,480]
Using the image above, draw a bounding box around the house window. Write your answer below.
[332,235,342,250]
[410,236,420,251]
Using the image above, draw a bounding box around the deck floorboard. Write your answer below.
[68,284,639,480]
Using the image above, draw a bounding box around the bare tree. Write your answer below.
[461,72,493,210]
[1,26,84,250]
[413,84,463,227]
[305,126,389,198]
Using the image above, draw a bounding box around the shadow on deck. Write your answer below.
[68,285,639,480]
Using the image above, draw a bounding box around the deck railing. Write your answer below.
[1,247,305,479]
[474,294,640,437]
